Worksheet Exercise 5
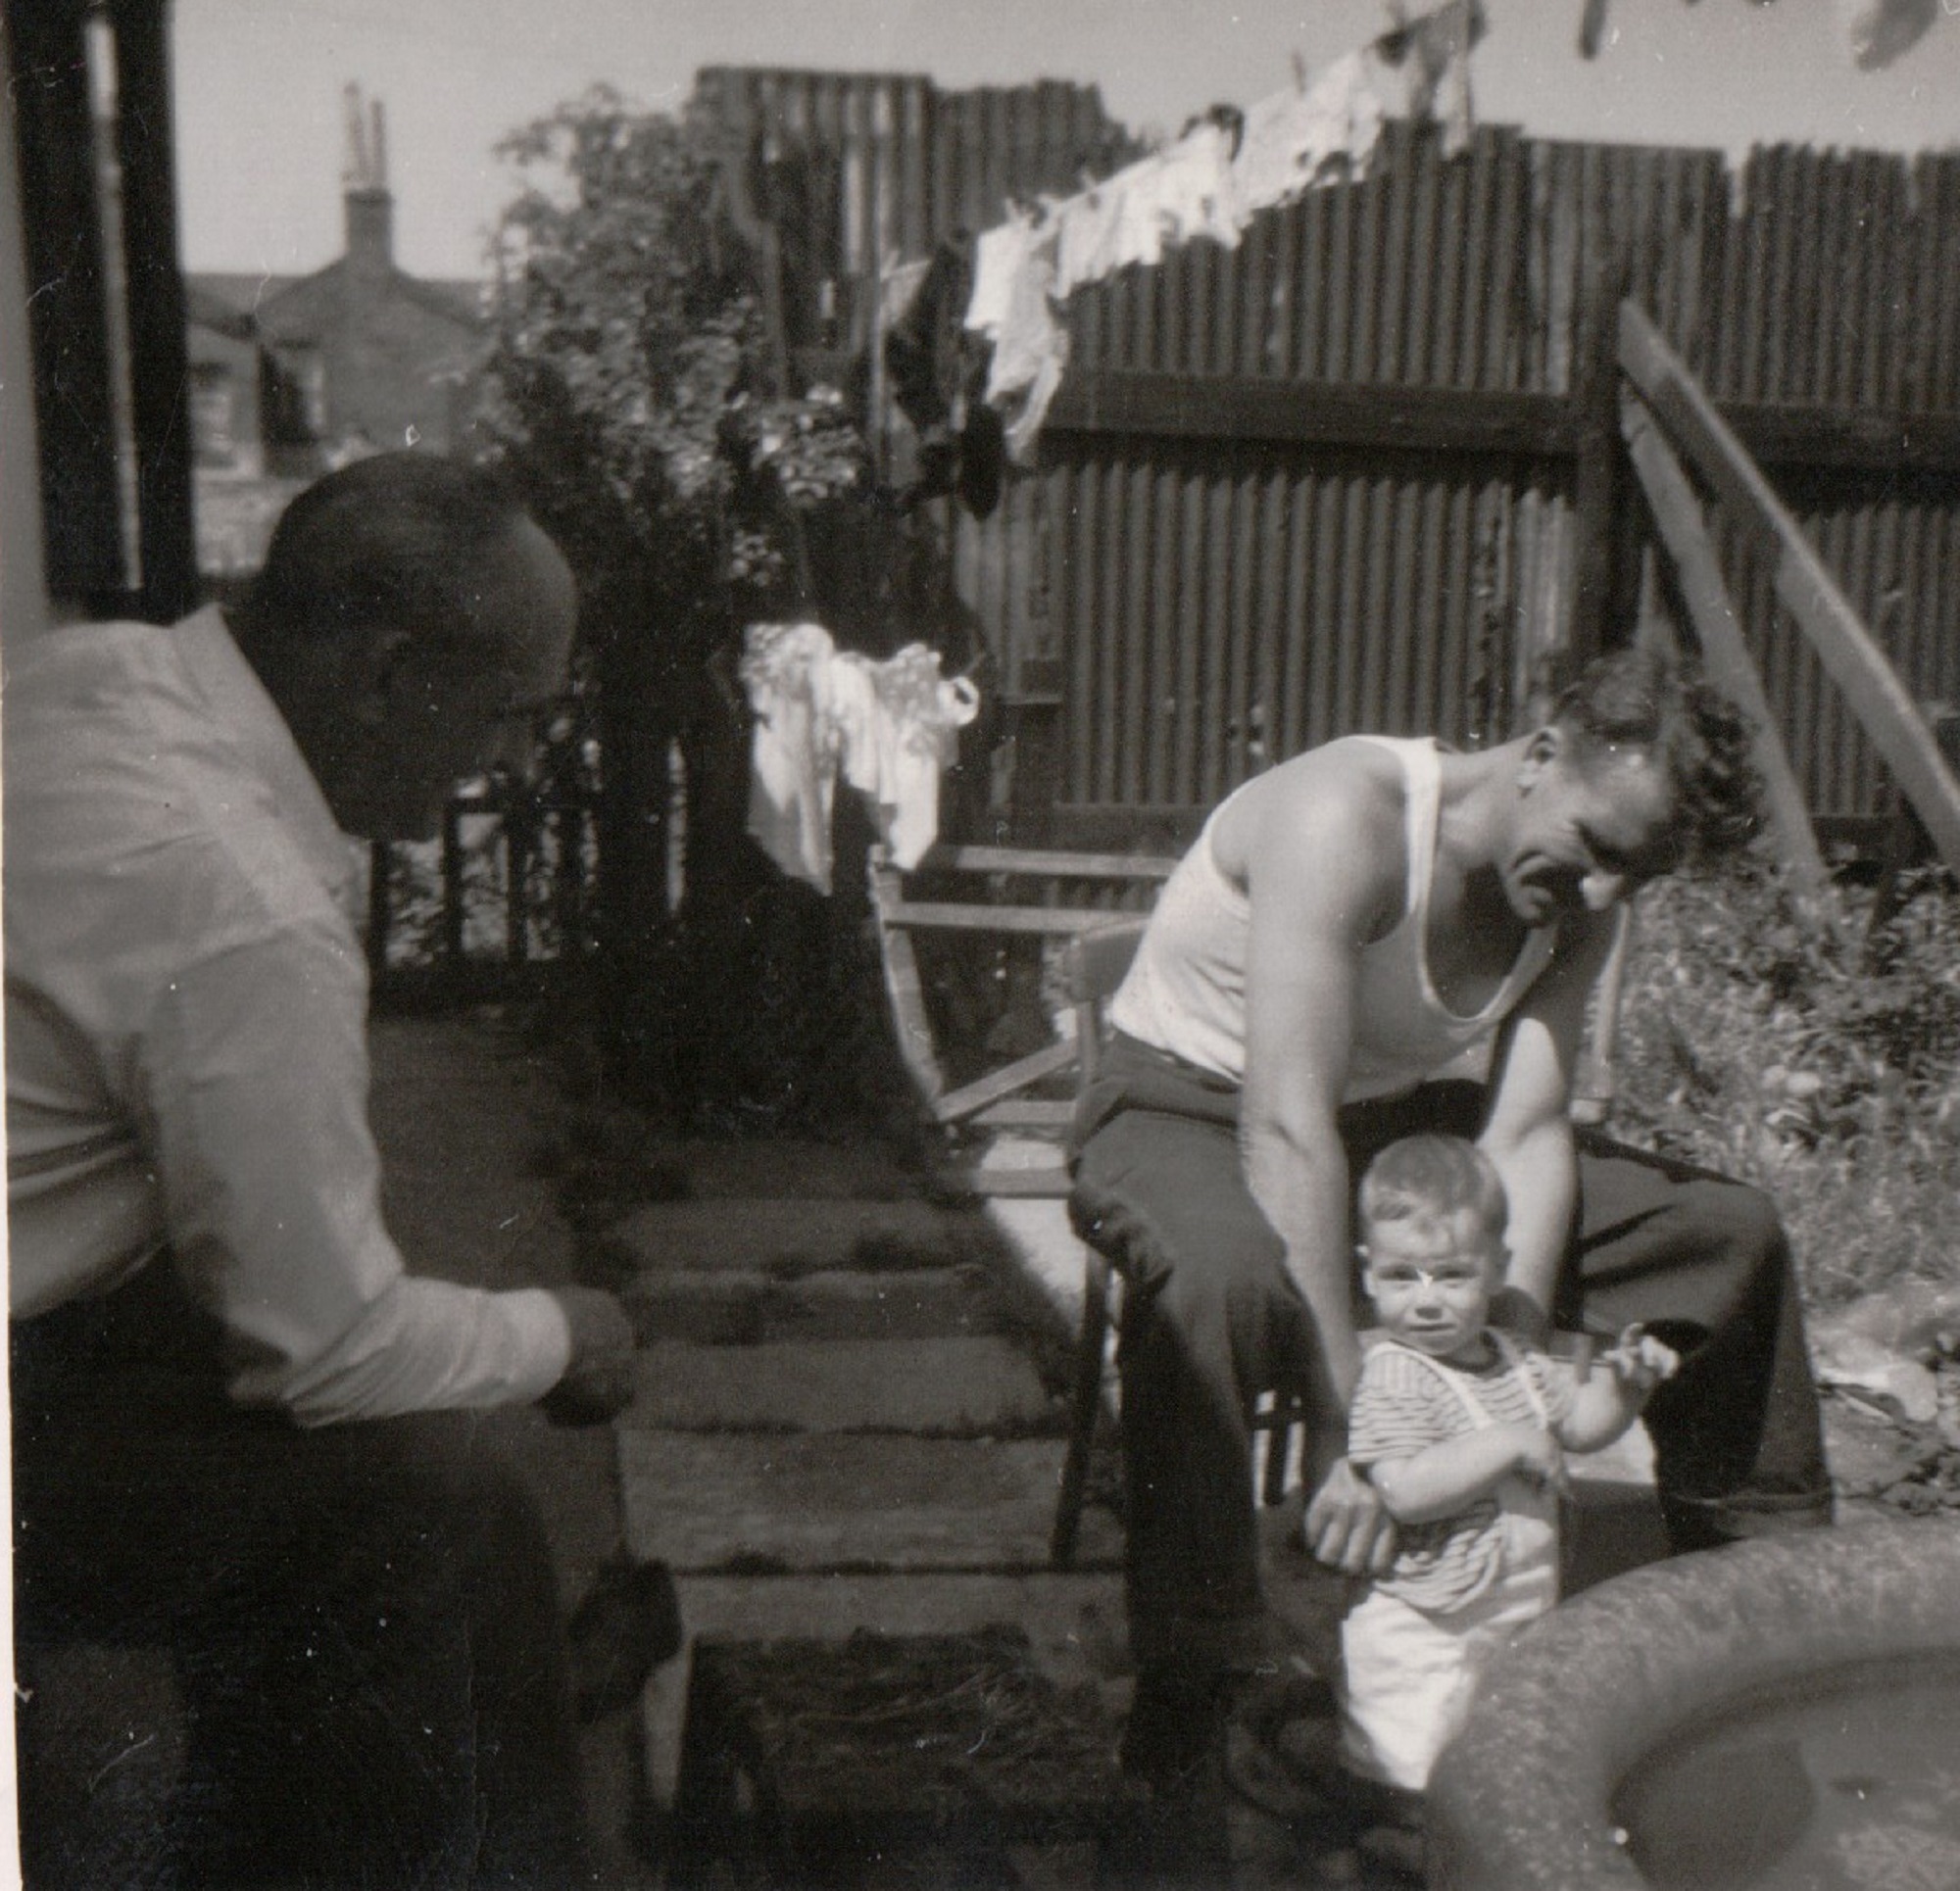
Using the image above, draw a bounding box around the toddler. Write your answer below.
[1340,1134,1678,1797]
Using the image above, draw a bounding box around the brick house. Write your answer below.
[188,88,489,482]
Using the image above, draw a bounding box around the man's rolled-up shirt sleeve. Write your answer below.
[138,923,572,1424]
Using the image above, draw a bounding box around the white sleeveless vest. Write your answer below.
[1107,738,1555,1100]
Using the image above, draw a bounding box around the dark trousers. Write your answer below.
[12,1263,592,1890]
[1068,1036,1834,1681]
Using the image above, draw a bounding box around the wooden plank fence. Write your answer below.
[698,72,1960,853]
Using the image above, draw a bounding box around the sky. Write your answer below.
[172,0,1960,282]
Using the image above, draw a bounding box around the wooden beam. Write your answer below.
[1042,368,1960,478]
[932,1041,1076,1124]
[916,844,1177,881]
[875,899,1132,936]
[1620,299,1960,878]
[1045,371,1577,458]
[866,857,949,1101]
[1621,390,1827,894]
[1724,404,1960,477]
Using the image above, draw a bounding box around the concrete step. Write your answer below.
[642,1138,934,1203]
[621,1263,1014,1347]
[622,1337,1060,1436]
[599,1197,1000,1281]
[617,1432,1123,1575]
[641,1572,1128,1811]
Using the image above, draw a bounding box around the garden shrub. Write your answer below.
[1612,853,1960,1306]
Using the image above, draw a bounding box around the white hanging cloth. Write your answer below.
[741,622,981,895]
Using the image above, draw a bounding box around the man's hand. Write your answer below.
[1303,1457,1397,1576]
[540,1286,637,1427]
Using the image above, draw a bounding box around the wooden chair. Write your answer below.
[867,845,1174,1196]
[1037,919,1312,1571]
[864,848,1176,1567]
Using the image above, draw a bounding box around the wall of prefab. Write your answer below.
[1010,129,1960,849]
[706,72,1960,854]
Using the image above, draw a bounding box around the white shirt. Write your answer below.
[4,606,571,1423]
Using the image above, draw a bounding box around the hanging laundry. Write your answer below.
[1150,119,1248,250]
[1107,152,1171,273]
[983,224,1069,466]
[963,211,1037,343]
[1231,51,1388,215]
[948,13,1447,464]
[1054,177,1132,298]
[1837,0,1939,71]
[1375,0,1487,159]
[836,645,983,870]
[741,621,844,893]
[741,622,982,894]
[884,240,963,438]
[883,237,1004,519]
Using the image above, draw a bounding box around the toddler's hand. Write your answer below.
[1604,1324,1679,1397]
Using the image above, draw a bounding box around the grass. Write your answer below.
[1609,853,1960,1312]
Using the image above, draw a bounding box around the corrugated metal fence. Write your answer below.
[703,72,1960,849]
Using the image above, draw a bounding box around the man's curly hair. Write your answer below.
[1553,645,1763,864]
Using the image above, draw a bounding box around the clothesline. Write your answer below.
[886,0,1484,465]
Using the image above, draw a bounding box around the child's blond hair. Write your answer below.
[1357,1135,1507,1245]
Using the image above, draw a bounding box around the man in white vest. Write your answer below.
[1068,646,1831,1872]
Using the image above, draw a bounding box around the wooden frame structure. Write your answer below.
[867,844,1175,1192]
[1618,299,1960,887]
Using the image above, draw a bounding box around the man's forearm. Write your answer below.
[241,1276,573,1424]
[1244,1125,1361,1409]
[1483,1119,1577,1325]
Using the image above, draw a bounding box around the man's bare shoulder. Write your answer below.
[1213,737,1409,882]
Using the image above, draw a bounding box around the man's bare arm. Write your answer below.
[1479,907,1623,1329]
[1236,754,1402,1411]
[1231,753,1406,1575]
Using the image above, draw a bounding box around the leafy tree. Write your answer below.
[475,85,945,1124]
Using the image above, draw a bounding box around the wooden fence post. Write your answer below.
[1620,388,1827,896]
[1567,246,1640,675]
[1619,298,1960,879]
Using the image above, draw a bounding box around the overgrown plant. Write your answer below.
[1612,854,1960,1304]
[474,86,876,1116]
[480,86,865,625]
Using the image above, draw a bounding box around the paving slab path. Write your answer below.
[603,1145,1137,1885]
[370,1014,1906,1891]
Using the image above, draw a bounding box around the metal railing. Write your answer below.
[366,776,604,1007]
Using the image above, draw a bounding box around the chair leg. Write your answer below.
[1051,1247,1112,1570]
[1251,1395,1311,1508]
